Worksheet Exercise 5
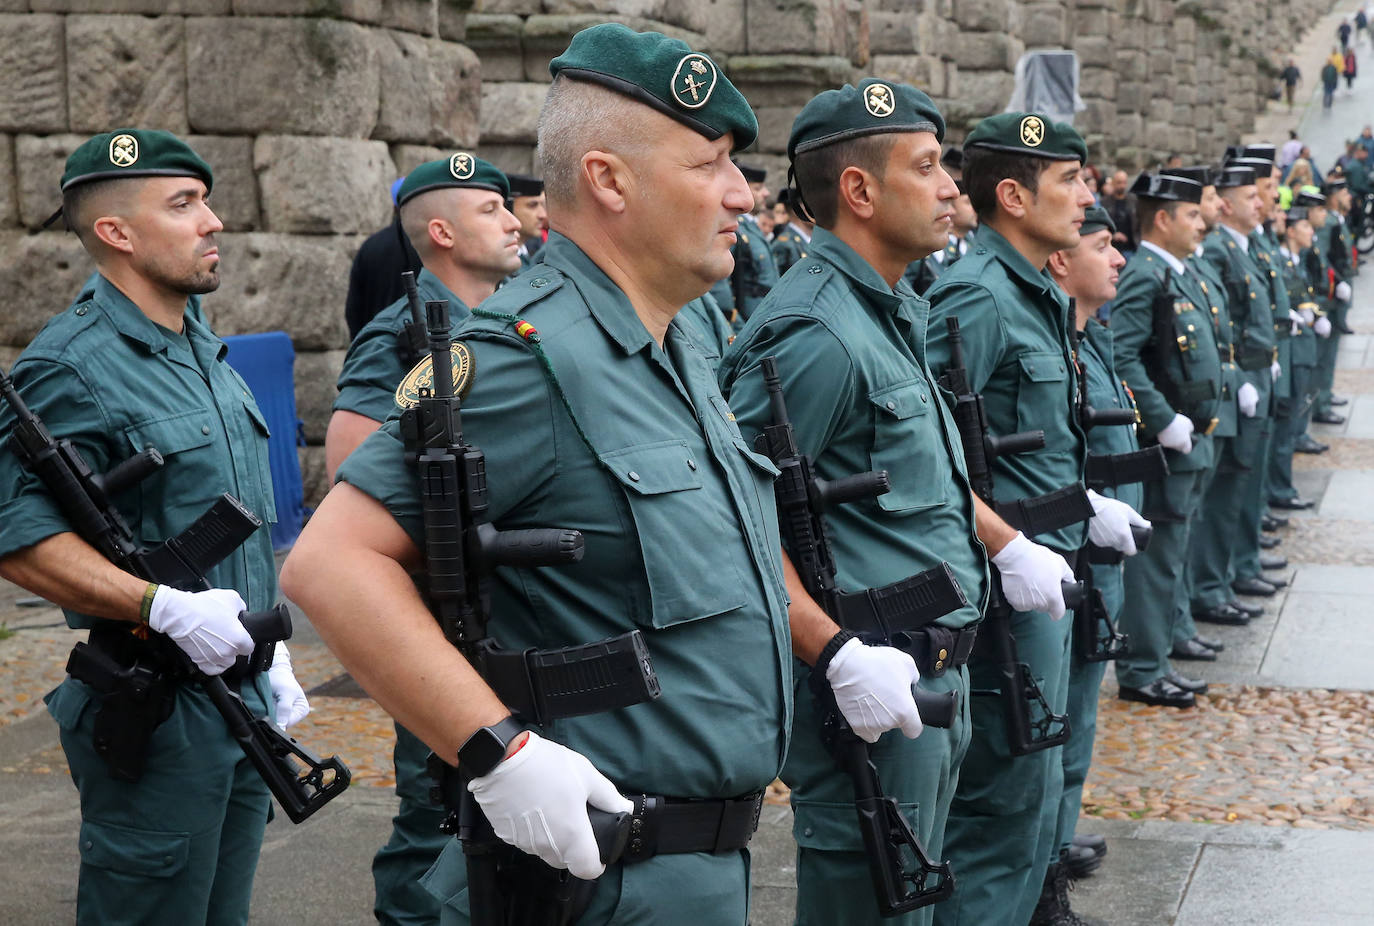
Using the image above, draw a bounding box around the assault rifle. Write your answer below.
[935,318,1087,755]
[0,369,350,823]
[753,355,963,916]
[401,300,656,925]
[397,270,428,370]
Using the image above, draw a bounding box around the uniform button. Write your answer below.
[163,855,173,865]
[886,400,896,410]
[531,277,549,288]
[83,840,93,850]
[808,265,822,274]
[938,648,949,660]
[686,459,697,471]
[201,425,211,435]
[803,826,815,837]
[935,659,944,671]
[75,306,88,316]
[628,471,640,482]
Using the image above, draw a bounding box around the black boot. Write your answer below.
[1029,857,1106,926]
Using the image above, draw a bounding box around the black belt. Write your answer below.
[622,790,764,863]
[885,624,978,677]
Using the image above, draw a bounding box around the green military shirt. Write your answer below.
[335,268,469,423]
[925,223,1089,554]
[719,227,989,628]
[338,231,791,798]
[675,292,733,361]
[1324,213,1355,280]
[1188,252,1239,439]
[1109,243,1222,473]
[770,223,810,276]
[1279,247,1320,368]
[0,275,279,627]
[1077,321,1145,515]
[1200,227,1277,377]
[709,212,780,321]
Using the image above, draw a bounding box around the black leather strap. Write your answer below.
[622,791,765,863]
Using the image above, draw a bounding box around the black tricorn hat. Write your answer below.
[1130,172,1203,203]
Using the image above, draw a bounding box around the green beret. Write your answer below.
[965,112,1087,163]
[1079,205,1115,236]
[549,23,757,150]
[397,152,508,207]
[788,78,945,161]
[61,129,213,193]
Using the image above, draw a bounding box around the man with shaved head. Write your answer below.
[282,25,789,924]
[325,154,520,482]
[0,129,306,923]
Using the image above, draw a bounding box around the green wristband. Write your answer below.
[140,583,159,625]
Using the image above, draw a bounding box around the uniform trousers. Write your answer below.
[46,675,273,926]
[373,722,449,925]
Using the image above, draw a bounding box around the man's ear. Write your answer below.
[994,178,1030,219]
[1046,249,1070,279]
[836,165,876,221]
[581,150,631,215]
[91,215,135,255]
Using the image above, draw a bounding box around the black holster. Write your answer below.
[66,639,178,782]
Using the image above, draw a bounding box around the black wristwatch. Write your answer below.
[457,716,526,778]
[814,629,856,679]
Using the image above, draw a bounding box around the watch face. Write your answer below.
[461,728,507,778]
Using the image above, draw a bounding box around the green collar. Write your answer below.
[89,274,221,360]
[974,224,1066,308]
[414,266,467,314]
[538,232,653,356]
[807,227,906,314]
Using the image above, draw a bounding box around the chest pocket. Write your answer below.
[240,396,277,522]
[1014,351,1074,447]
[124,409,219,544]
[867,381,947,513]
[599,440,748,629]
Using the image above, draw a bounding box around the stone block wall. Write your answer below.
[0,1,479,503]
[0,0,1338,507]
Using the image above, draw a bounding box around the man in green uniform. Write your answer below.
[1108,173,1220,708]
[1161,166,1255,650]
[709,162,779,325]
[721,80,1082,926]
[0,129,308,925]
[925,113,1142,926]
[1269,200,1332,507]
[769,187,812,275]
[1042,207,1133,900]
[325,154,520,482]
[324,154,518,925]
[281,24,789,925]
[1311,178,1356,422]
[507,173,548,269]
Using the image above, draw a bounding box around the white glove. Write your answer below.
[1238,381,1260,418]
[468,732,633,880]
[267,643,310,729]
[1299,305,1316,325]
[825,638,923,744]
[1336,280,1352,301]
[1156,413,1195,453]
[1270,360,1282,383]
[1315,315,1333,337]
[991,532,1075,620]
[1086,489,1151,556]
[147,585,255,675]
[1289,309,1304,336]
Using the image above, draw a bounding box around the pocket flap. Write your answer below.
[242,396,272,438]
[793,799,920,853]
[44,678,94,732]
[732,437,781,478]
[868,381,932,420]
[79,820,190,877]
[124,409,215,456]
[598,440,703,495]
[1017,351,1068,383]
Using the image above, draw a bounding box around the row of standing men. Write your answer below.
[0,19,1357,926]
